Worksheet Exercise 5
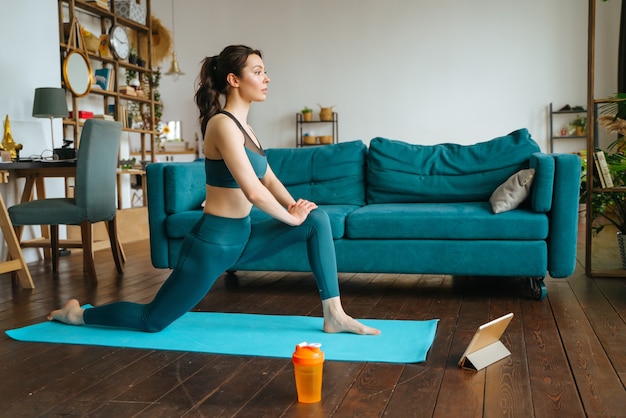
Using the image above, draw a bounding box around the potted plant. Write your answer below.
[597,93,626,148]
[301,106,313,122]
[125,68,137,87]
[570,115,587,136]
[129,48,138,65]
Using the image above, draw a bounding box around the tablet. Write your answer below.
[458,312,514,371]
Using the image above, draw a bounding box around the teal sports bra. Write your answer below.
[205,111,268,188]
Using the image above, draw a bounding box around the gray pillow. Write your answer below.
[489,168,535,214]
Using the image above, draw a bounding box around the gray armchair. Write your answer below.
[8,119,124,284]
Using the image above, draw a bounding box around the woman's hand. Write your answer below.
[287,199,318,225]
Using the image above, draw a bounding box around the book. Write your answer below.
[593,152,606,188]
[119,86,136,96]
[68,110,94,119]
[93,68,114,90]
[595,150,614,188]
[92,114,115,121]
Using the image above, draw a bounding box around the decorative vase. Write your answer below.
[617,232,626,269]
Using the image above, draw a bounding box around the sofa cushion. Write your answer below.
[163,162,206,214]
[266,140,367,205]
[489,168,535,214]
[367,128,541,204]
[164,205,359,240]
[345,203,548,240]
[246,205,359,239]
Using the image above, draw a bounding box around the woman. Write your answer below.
[49,45,379,336]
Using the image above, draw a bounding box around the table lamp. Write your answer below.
[32,87,69,152]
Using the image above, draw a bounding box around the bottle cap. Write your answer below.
[292,342,324,366]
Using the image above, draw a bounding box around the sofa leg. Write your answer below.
[529,277,547,301]
[224,271,239,289]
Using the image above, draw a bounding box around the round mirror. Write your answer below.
[63,50,92,97]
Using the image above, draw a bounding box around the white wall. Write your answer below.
[0,1,62,156]
[153,0,622,153]
[0,0,66,262]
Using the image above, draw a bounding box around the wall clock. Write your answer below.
[109,25,130,60]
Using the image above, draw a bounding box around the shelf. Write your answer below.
[548,102,589,152]
[63,118,158,135]
[131,151,197,155]
[296,112,339,147]
[587,269,626,278]
[60,0,157,166]
[551,110,586,114]
[299,120,335,124]
[72,0,115,18]
[71,0,150,32]
[594,98,626,104]
[591,186,626,193]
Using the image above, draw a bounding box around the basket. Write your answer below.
[64,23,101,54]
[84,34,102,54]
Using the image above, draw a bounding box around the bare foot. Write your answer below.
[323,314,381,335]
[47,299,85,325]
[322,297,381,335]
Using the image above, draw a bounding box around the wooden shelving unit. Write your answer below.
[548,102,587,153]
[58,0,158,162]
[585,0,626,277]
[295,112,339,147]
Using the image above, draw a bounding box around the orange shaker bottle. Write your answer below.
[292,342,325,403]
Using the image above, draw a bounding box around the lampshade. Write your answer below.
[165,52,185,76]
[32,88,69,119]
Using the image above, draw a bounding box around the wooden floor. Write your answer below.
[1,221,626,417]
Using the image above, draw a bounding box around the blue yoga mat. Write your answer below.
[6,310,438,363]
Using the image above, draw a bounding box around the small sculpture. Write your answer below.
[1,115,23,161]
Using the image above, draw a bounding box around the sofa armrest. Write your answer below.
[547,153,581,278]
[147,162,206,269]
[146,163,170,268]
[530,152,555,213]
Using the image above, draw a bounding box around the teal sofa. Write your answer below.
[146,128,581,300]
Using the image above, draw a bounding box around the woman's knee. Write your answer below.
[143,317,171,333]
[305,209,330,228]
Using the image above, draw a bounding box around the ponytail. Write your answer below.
[194,45,262,136]
[195,55,223,136]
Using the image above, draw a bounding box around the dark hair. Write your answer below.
[195,45,263,136]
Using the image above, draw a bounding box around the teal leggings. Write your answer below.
[83,209,340,332]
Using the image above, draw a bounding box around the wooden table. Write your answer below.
[116,168,147,208]
[0,160,78,202]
